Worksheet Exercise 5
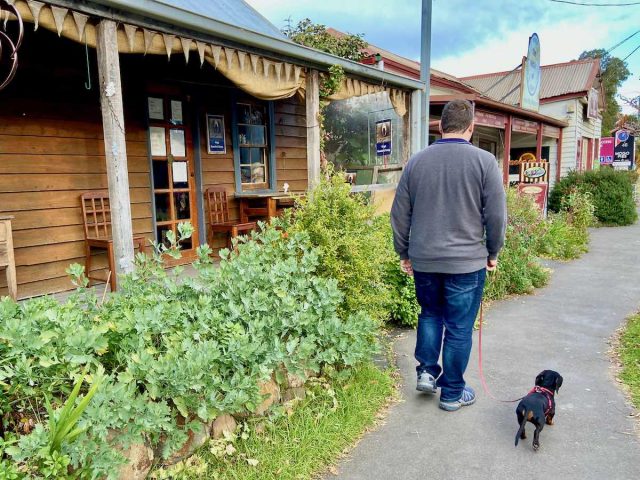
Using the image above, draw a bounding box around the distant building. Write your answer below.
[462,58,604,178]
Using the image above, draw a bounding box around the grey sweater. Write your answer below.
[390,138,507,274]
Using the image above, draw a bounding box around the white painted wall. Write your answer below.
[540,97,602,178]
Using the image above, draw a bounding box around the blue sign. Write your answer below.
[376,119,392,157]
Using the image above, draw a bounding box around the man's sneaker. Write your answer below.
[416,372,437,393]
[439,386,476,411]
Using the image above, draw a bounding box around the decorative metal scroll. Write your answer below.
[0,0,23,91]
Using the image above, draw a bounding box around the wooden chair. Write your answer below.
[205,186,256,250]
[80,191,146,292]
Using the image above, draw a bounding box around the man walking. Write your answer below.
[391,100,506,412]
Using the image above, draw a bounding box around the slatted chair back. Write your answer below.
[206,186,231,225]
[81,191,112,239]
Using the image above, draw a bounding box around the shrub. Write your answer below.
[549,169,637,226]
[290,169,390,323]
[376,214,419,328]
[0,223,378,478]
[484,189,550,301]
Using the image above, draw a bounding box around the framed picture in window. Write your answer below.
[206,114,226,154]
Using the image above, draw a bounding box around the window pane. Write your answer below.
[155,193,170,222]
[179,237,193,250]
[251,166,266,184]
[156,226,171,248]
[238,125,249,145]
[152,160,169,189]
[248,125,266,145]
[240,148,250,165]
[251,106,265,125]
[172,161,189,189]
[239,104,251,124]
[241,166,251,183]
[174,192,190,220]
[251,148,265,165]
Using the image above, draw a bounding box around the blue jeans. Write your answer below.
[413,268,486,402]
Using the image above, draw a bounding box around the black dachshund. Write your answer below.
[515,370,563,451]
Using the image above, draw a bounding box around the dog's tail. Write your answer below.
[515,406,529,447]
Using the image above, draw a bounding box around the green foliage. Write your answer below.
[484,189,550,301]
[579,49,631,135]
[319,64,345,98]
[282,18,367,61]
[0,221,378,477]
[290,169,390,323]
[376,215,419,328]
[619,313,640,408]
[153,363,394,480]
[549,168,638,226]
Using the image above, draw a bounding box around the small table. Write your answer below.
[0,215,17,300]
[235,192,303,223]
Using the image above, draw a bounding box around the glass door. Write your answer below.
[147,95,198,257]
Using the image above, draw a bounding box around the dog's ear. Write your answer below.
[535,371,546,386]
[554,374,563,394]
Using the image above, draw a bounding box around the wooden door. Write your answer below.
[147,95,198,260]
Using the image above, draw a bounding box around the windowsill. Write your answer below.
[350,183,398,193]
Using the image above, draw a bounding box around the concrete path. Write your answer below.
[328,221,640,480]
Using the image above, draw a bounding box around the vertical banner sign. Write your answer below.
[613,130,634,169]
[520,33,541,112]
[518,183,549,214]
[599,137,614,165]
[376,119,392,157]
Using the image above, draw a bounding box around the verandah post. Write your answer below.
[306,69,321,188]
[96,19,135,282]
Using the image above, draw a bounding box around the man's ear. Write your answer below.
[438,120,443,135]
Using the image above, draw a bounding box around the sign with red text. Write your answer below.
[599,137,614,165]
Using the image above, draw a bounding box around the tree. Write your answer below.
[579,49,631,136]
[282,18,367,62]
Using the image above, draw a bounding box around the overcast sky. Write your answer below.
[246,0,640,113]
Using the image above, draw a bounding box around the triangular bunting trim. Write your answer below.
[180,37,191,63]
[71,11,89,42]
[196,41,206,66]
[50,5,68,37]
[162,33,175,59]
[123,24,137,52]
[26,1,45,30]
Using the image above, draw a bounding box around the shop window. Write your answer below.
[323,91,407,187]
[233,100,275,191]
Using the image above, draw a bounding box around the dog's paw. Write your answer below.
[532,442,540,451]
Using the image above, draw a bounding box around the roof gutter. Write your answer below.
[83,0,425,91]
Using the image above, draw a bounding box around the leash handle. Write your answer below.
[478,302,523,403]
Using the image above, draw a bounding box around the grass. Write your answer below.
[619,313,640,409]
[151,362,396,480]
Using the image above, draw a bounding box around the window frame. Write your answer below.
[231,94,277,193]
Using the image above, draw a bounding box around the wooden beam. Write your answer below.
[96,19,135,282]
[410,89,422,156]
[556,128,563,183]
[305,70,321,188]
[536,122,543,161]
[503,115,512,184]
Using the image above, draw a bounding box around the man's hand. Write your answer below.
[400,259,413,276]
[487,258,498,272]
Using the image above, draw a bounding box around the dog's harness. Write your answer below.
[528,386,554,415]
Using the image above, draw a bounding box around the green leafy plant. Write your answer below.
[290,167,390,323]
[549,169,637,226]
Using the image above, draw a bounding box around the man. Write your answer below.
[390,100,506,412]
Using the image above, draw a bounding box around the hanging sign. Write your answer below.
[599,137,614,165]
[376,119,392,156]
[520,33,541,112]
[512,118,539,135]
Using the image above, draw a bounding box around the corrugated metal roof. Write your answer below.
[152,0,287,40]
[461,59,599,105]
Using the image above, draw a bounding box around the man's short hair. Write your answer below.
[441,100,474,134]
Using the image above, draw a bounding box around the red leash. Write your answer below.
[478,302,523,403]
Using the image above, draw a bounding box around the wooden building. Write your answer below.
[0,0,422,299]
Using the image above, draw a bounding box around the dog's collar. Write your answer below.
[529,386,554,415]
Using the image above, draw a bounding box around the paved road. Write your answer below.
[328,221,640,480]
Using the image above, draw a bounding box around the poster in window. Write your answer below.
[149,127,166,156]
[170,100,183,125]
[169,129,186,157]
[376,119,392,156]
[148,97,164,120]
[206,114,226,154]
